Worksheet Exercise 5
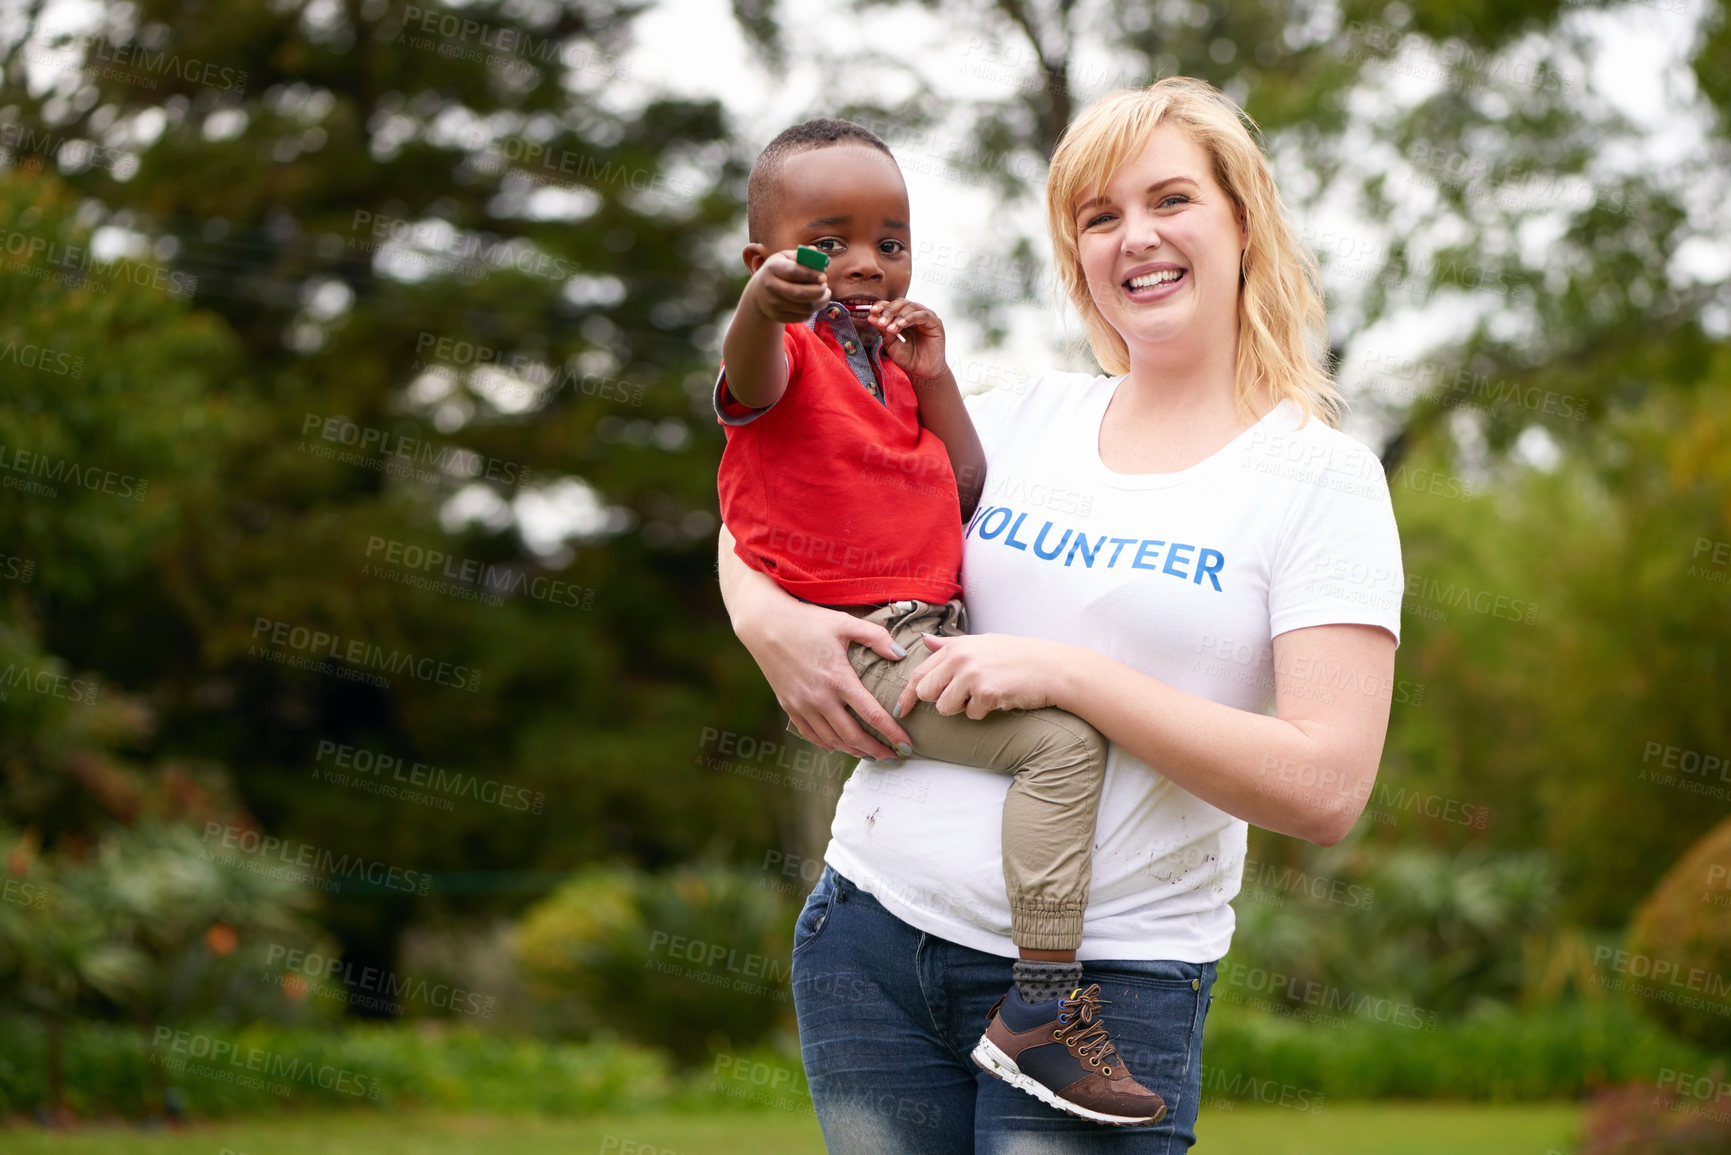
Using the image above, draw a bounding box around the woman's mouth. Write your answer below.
[1123,268,1186,298]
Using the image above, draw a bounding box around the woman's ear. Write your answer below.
[743,242,770,274]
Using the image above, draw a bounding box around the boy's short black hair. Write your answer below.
[747,118,895,243]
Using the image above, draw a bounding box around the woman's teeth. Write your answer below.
[1127,269,1184,290]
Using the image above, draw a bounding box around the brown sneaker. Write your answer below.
[971,982,1166,1126]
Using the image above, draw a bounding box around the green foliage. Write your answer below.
[1626,814,1731,1049]
[1231,841,1556,1016]
[1202,1000,1713,1102]
[0,1017,678,1118]
[0,998,1704,1120]
[0,821,324,1016]
[1378,379,1731,926]
[512,864,796,1064]
[0,820,326,1111]
[0,0,787,991]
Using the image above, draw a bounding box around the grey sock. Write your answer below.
[1013,960,1083,1005]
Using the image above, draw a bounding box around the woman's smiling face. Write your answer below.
[1072,122,1247,360]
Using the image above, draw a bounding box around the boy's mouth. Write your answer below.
[835,294,906,341]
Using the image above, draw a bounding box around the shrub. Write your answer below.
[0,1017,681,1118]
[1578,1081,1731,1155]
[1228,844,1557,1017]
[1200,1000,1713,1101]
[511,864,796,1064]
[1625,813,1731,1049]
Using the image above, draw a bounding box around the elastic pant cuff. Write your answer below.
[1010,904,1085,953]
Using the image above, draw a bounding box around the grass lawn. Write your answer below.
[1,1103,1579,1153]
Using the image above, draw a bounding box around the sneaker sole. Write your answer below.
[970,1035,1166,1127]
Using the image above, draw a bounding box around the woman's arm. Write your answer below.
[718,524,914,760]
[896,623,1395,846]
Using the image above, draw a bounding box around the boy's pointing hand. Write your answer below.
[751,250,832,323]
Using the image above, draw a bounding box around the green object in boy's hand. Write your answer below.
[795,245,830,271]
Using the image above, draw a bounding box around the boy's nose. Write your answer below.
[837,250,885,281]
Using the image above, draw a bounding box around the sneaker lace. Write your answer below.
[1057,984,1123,1068]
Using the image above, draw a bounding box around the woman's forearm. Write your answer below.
[718,523,786,631]
[1048,628,1393,846]
[716,523,912,758]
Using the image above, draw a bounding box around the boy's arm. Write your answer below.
[722,251,829,410]
[866,299,986,523]
[911,367,986,523]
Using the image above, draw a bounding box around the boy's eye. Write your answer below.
[879,239,906,255]
[812,238,842,252]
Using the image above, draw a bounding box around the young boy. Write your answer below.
[714,118,1166,1127]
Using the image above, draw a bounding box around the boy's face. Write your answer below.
[747,145,912,309]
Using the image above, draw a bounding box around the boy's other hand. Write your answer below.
[749,250,832,323]
[870,299,947,380]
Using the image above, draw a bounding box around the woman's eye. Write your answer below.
[1083,212,1114,229]
[1157,194,1190,209]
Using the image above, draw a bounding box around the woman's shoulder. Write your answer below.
[963,369,1114,444]
[1251,402,1389,484]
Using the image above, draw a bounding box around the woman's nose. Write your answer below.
[1121,209,1161,255]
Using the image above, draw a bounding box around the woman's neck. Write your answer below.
[1118,328,1249,427]
[1098,330,1274,475]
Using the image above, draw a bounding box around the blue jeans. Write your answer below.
[792,866,1216,1154]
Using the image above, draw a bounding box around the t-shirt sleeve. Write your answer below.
[1267,436,1404,646]
[961,381,1024,463]
[714,327,801,426]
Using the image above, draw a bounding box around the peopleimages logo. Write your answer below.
[150,1027,378,1098]
[201,822,432,896]
[249,616,481,692]
[313,739,543,814]
[264,944,495,1017]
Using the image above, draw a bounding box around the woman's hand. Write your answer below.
[892,633,1067,720]
[719,525,912,759]
[745,600,914,759]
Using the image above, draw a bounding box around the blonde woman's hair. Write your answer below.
[1045,76,1343,427]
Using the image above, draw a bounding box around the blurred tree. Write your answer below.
[0,0,782,993]
[1383,374,1730,925]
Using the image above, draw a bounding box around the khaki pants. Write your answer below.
[794,596,1107,951]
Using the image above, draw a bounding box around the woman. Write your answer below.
[718,77,1402,1152]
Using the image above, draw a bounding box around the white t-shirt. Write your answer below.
[823,371,1404,963]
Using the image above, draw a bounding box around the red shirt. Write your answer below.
[715,306,963,605]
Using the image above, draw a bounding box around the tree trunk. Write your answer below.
[784,746,850,874]
[45,1011,64,1117]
